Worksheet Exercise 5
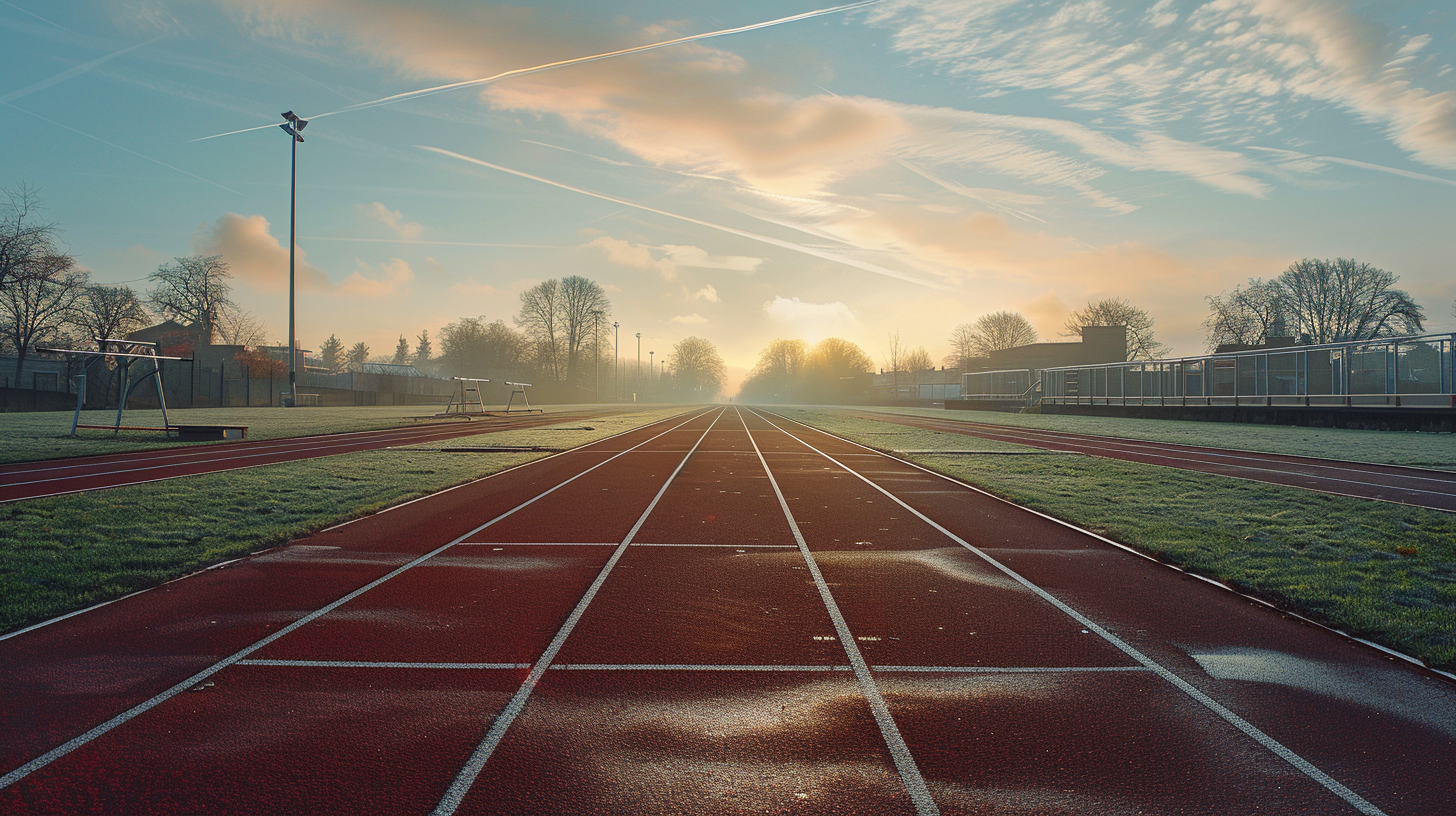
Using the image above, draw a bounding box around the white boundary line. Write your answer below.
[0,408,714,792]
[737,406,940,816]
[238,660,532,669]
[231,660,1149,674]
[431,407,728,815]
[751,408,1388,816]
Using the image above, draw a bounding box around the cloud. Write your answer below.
[689,284,720,302]
[359,202,422,239]
[669,313,708,325]
[191,212,329,292]
[448,278,499,298]
[340,257,415,297]
[764,296,858,340]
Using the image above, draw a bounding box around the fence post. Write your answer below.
[245,365,251,407]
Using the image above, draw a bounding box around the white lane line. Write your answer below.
[457,542,620,547]
[552,664,848,672]
[872,666,1152,674]
[755,409,1389,816]
[0,408,714,792]
[629,542,797,548]
[238,660,532,669]
[737,406,940,816]
[432,407,727,816]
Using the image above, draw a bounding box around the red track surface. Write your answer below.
[0,412,607,503]
[854,410,1456,513]
[2,406,1452,814]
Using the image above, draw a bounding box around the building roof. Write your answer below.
[351,361,425,377]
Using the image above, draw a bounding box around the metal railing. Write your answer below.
[1037,333,1456,409]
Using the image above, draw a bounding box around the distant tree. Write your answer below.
[667,336,726,400]
[214,305,268,347]
[392,334,410,365]
[0,184,61,293]
[516,279,563,380]
[903,346,934,386]
[945,322,978,371]
[318,334,345,372]
[1203,278,1285,351]
[802,337,873,402]
[558,276,611,390]
[75,283,149,346]
[147,255,234,344]
[438,316,530,379]
[740,338,808,402]
[960,311,1038,358]
[0,253,88,381]
[1063,297,1168,360]
[1273,258,1423,344]
[883,330,906,393]
[413,329,432,367]
[346,341,370,369]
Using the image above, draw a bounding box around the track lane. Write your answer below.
[758,407,1456,815]
[849,410,1456,512]
[0,411,614,503]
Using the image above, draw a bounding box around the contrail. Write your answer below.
[301,236,560,248]
[895,157,1047,223]
[193,0,881,142]
[0,0,82,36]
[1248,146,1456,189]
[417,145,944,290]
[1,38,158,104]
[4,103,242,195]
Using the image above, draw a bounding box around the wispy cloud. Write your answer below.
[419,145,944,289]
[0,38,158,104]
[359,201,422,239]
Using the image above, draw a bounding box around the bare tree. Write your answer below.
[392,334,410,365]
[945,322,978,371]
[0,253,88,381]
[802,337,873,402]
[903,346,934,385]
[1203,278,1285,351]
[667,336,726,400]
[75,284,150,346]
[1273,258,1423,344]
[961,311,1038,358]
[0,184,61,292]
[439,316,529,378]
[558,275,611,389]
[516,279,562,380]
[1063,297,1168,360]
[883,330,905,393]
[214,305,268,347]
[740,339,807,402]
[147,255,234,343]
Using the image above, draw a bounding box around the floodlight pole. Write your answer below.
[279,111,308,405]
[636,333,641,399]
[613,321,619,402]
[649,350,654,399]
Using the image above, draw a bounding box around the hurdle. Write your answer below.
[504,381,542,413]
[40,339,192,438]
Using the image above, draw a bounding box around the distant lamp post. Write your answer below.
[613,321,619,402]
[279,110,307,405]
[649,350,654,398]
[636,333,642,399]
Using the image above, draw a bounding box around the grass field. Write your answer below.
[781,408,1456,673]
[0,403,631,465]
[852,405,1456,470]
[0,407,689,636]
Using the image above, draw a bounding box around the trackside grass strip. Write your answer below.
[783,408,1456,673]
[0,408,687,635]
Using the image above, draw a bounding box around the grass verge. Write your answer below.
[0,403,639,465]
[0,407,689,636]
[782,407,1456,673]
[851,404,1456,470]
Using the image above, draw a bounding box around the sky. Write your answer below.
[3,0,1454,393]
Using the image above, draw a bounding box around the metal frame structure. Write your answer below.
[1032,333,1456,409]
[38,339,191,437]
[504,381,540,413]
[443,377,489,415]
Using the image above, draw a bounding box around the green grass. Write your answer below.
[851,404,1456,470]
[0,407,689,636]
[781,408,1456,672]
[0,403,638,465]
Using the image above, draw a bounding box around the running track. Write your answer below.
[1,407,1452,814]
[0,412,609,504]
[850,410,1456,513]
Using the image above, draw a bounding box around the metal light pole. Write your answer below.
[649,350,654,399]
[279,111,307,405]
[613,321,619,402]
[636,332,641,400]
[591,310,601,403]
